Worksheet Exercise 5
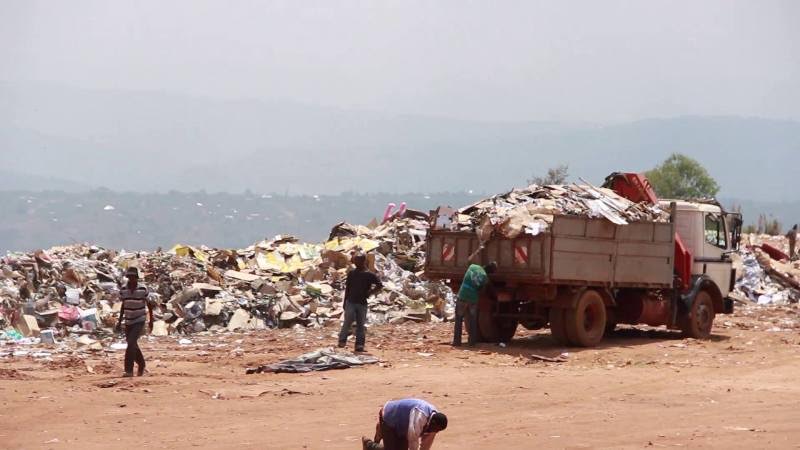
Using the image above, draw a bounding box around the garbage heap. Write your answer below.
[0,215,453,340]
[733,234,800,305]
[435,183,669,240]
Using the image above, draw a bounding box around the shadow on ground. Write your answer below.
[450,325,730,359]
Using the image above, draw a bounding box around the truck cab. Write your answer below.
[659,200,742,299]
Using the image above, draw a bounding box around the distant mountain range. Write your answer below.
[0,169,91,192]
[2,82,799,202]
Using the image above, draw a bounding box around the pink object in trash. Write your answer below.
[58,305,80,323]
[382,203,396,223]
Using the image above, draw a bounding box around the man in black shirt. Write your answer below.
[338,253,382,352]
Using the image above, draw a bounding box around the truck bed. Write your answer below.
[425,216,675,288]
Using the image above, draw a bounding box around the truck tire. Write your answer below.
[486,318,518,343]
[548,308,570,345]
[564,290,607,347]
[477,295,518,343]
[680,290,715,339]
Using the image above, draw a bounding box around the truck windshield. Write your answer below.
[704,213,727,249]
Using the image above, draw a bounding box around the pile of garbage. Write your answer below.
[434,183,669,240]
[0,214,454,342]
[733,234,800,305]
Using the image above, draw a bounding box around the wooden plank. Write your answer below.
[616,241,673,258]
[552,216,586,237]
[551,251,613,282]
[586,219,616,239]
[553,236,616,255]
[614,257,672,284]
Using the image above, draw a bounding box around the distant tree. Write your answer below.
[742,224,757,234]
[757,214,767,234]
[765,218,782,236]
[528,164,569,186]
[645,153,720,199]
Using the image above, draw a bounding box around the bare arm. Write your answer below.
[147,301,154,333]
[420,433,436,450]
[368,272,383,298]
[116,299,124,331]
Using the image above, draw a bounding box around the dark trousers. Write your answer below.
[365,416,408,450]
[124,321,145,374]
[453,300,478,345]
[338,303,367,349]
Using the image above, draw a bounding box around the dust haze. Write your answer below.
[1,1,799,198]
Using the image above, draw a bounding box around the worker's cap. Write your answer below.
[483,261,498,273]
[124,267,140,278]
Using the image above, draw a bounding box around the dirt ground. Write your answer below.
[3,305,800,450]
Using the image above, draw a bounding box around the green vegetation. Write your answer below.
[646,153,720,199]
[528,164,569,186]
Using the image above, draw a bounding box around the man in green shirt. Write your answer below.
[452,262,497,346]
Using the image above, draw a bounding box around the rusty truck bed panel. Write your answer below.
[425,216,674,288]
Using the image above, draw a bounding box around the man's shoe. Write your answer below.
[337,342,346,348]
[122,372,134,378]
[355,347,365,353]
[451,342,462,347]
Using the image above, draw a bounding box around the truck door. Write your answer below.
[699,212,733,296]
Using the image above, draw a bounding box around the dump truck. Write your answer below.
[424,173,742,347]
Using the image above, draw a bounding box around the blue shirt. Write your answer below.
[382,398,436,437]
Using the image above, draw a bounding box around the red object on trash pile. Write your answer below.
[760,243,789,261]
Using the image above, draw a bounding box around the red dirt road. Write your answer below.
[2,305,800,449]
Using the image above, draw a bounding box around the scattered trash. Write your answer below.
[97,380,119,388]
[245,348,379,374]
[0,214,453,340]
[526,353,569,363]
[433,182,668,240]
[733,235,800,305]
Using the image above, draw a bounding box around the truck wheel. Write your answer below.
[477,295,518,343]
[548,308,570,345]
[478,315,518,343]
[681,290,715,339]
[564,290,607,347]
[495,318,518,343]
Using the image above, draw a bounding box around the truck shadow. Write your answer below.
[460,327,730,358]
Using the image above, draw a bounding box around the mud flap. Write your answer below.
[723,297,734,314]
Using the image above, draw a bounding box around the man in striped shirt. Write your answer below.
[362,398,448,450]
[115,267,153,377]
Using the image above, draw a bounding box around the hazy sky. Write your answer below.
[3,0,799,122]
